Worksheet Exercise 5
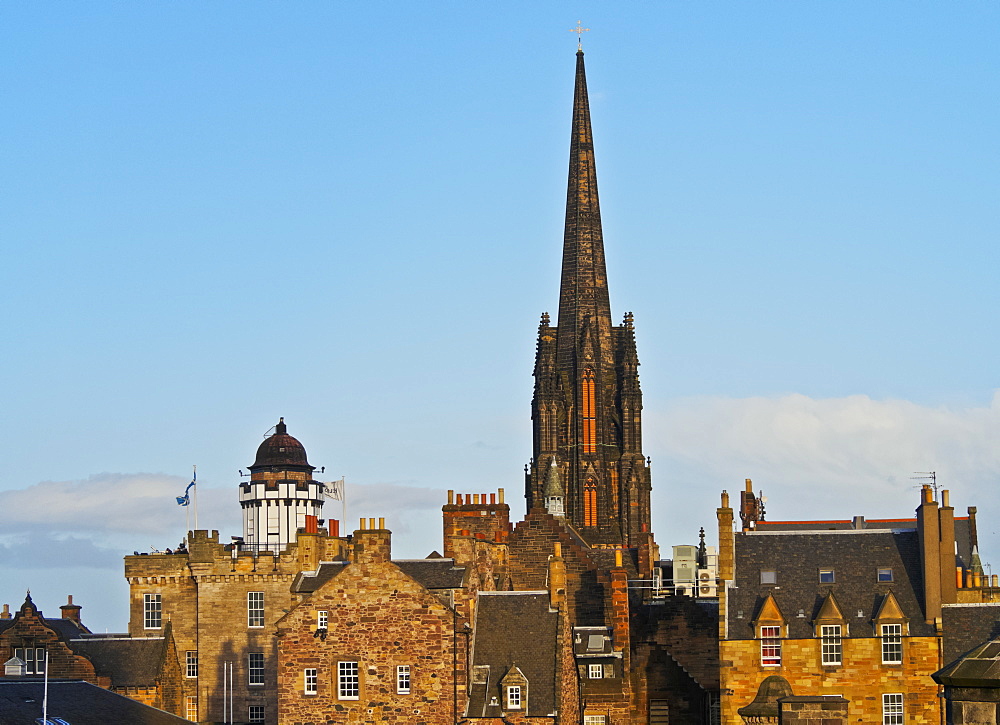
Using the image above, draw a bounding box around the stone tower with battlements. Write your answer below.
[528,50,652,548]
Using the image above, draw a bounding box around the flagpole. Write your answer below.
[342,476,347,535]
[42,650,49,723]
[192,465,199,532]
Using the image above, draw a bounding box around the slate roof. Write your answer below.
[292,558,466,594]
[291,561,349,594]
[941,603,1000,665]
[393,559,466,589]
[0,617,88,640]
[0,680,190,724]
[728,529,934,639]
[69,637,166,688]
[756,517,975,568]
[934,637,1000,687]
[466,592,559,718]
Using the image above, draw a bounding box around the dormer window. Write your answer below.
[507,685,522,709]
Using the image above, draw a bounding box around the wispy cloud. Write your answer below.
[650,392,1000,562]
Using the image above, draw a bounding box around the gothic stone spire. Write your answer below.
[528,51,651,548]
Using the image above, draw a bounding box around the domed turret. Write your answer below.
[249,418,314,472]
[240,418,326,552]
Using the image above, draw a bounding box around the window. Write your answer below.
[588,663,604,679]
[396,665,411,694]
[185,696,197,721]
[14,648,45,674]
[581,369,596,454]
[304,668,318,695]
[186,651,198,678]
[820,625,842,665]
[507,685,522,709]
[819,569,835,583]
[338,661,359,700]
[249,706,264,723]
[584,482,597,527]
[248,591,264,628]
[248,652,265,686]
[317,610,328,629]
[882,693,904,724]
[878,568,894,582]
[143,593,162,629]
[760,625,781,666]
[760,570,777,585]
[584,716,607,725]
[881,624,903,664]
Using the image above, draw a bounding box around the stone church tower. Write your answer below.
[527,50,652,548]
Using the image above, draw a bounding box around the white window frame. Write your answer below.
[507,685,522,709]
[185,650,198,678]
[14,648,45,675]
[143,593,162,629]
[304,668,318,695]
[317,610,328,629]
[882,692,904,724]
[820,624,842,665]
[760,625,781,666]
[249,705,264,722]
[247,591,264,628]
[877,568,894,582]
[396,664,411,694]
[584,716,607,725]
[248,652,265,686]
[588,663,604,679]
[185,696,197,721]
[338,661,359,700]
[819,569,835,583]
[881,624,903,664]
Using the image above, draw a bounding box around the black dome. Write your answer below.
[249,418,314,471]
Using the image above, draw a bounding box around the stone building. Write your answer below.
[0,593,184,717]
[716,481,998,724]
[125,420,351,724]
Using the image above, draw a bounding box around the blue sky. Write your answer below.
[2,2,998,632]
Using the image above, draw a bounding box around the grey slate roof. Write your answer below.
[0,680,190,724]
[292,558,466,594]
[756,517,975,569]
[728,529,934,639]
[0,617,88,640]
[934,637,1000,687]
[69,637,166,688]
[942,603,1000,666]
[394,559,466,589]
[466,592,559,719]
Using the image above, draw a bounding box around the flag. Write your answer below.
[176,471,196,506]
[324,478,345,501]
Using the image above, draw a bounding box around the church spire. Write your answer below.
[556,49,613,370]
[528,50,652,549]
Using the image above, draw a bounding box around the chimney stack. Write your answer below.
[353,518,391,565]
[60,595,82,625]
[549,543,567,609]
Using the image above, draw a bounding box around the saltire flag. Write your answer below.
[176,471,197,506]
[324,478,345,501]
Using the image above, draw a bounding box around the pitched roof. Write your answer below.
[291,561,349,594]
[393,559,466,589]
[0,680,190,724]
[728,529,933,639]
[941,603,1000,665]
[69,637,166,688]
[466,592,559,718]
[934,637,1000,687]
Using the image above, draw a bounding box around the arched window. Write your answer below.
[584,480,597,527]
[581,369,596,454]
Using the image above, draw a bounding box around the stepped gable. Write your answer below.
[466,592,559,718]
[728,529,933,639]
[69,636,168,689]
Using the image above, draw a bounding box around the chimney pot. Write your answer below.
[498,488,505,504]
[447,490,454,505]
[942,490,951,508]
[369,517,376,530]
[378,517,385,529]
[745,478,753,492]
[490,493,496,504]
[721,490,730,508]
[554,542,562,558]
[359,517,367,530]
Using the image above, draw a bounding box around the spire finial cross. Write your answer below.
[569,20,590,51]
